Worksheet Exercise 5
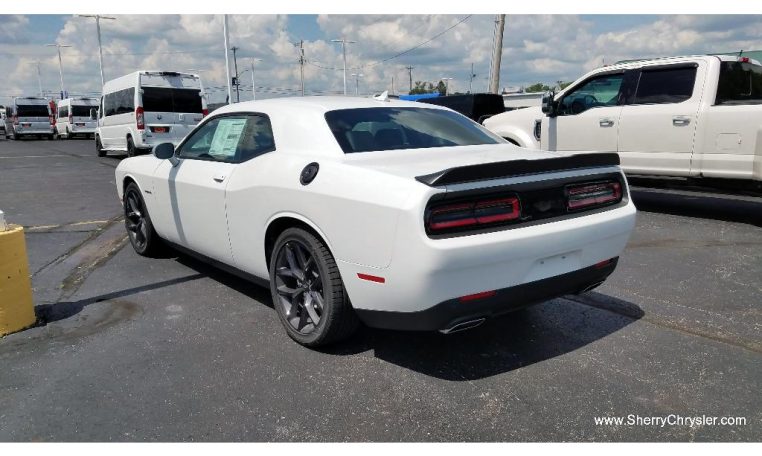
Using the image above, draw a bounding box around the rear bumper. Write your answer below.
[355,258,618,331]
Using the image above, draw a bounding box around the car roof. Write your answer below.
[213,96,451,116]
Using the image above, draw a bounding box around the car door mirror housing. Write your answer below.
[541,91,556,117]
[153,142,175,160]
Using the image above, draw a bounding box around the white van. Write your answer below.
[5,97,55,140]
[56,97,99,139]
[95,71,207,157]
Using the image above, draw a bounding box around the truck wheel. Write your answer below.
[269,227,359,347]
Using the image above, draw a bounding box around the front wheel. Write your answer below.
[123,182,163,257]
[126,136,136,157]
[269,228,359,347]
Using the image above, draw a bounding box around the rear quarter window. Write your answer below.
[716,61,762,105]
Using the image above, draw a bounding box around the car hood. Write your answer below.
[340,143,561,180]
[483,105,543,130]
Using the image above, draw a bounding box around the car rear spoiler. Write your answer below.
[415,153,621,187]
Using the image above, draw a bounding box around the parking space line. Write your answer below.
[0,155,70,159]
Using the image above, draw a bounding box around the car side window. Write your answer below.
[633,66,697,105]
[557,73,625,116]
[177,115,275,163]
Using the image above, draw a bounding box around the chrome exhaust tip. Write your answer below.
[439,318,486,334]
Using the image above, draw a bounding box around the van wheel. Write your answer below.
[95,136,106,157]
[126,136,136,157]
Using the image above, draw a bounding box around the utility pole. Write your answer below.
[406,65,414,92]
[222,15,232,105]
[469,63,475,94]
[351,73,363,96]
[295,39,305,96]
[489,14,506,94]
[391,76,395,95]
[46,43,72,99]
[77,15,115,87]
[331,38,355,96]
[230,46,240,102]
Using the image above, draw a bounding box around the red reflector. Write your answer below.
[357,273,385,284]
[594,259,613,269]
[459,290,496,303]
[740,57,750,63]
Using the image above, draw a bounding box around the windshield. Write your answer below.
[142,87,203,113]
[17,105,49,117]
[325,107,502,153]
[716,61,762,105]
[71,105,94,117]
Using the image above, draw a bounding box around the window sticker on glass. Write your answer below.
[209,118,247,158]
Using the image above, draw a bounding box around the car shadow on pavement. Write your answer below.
[324,294,645,381]
[169,251,645,381]
[630,189,762,227]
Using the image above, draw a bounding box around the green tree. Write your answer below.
[558,81,572,90]
[524,82,552,93]
[409,81,437,95]
[435,80,447,95]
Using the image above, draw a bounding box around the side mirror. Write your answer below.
[541,91,558,117]
[153,142,175,160]
[89,108,98,120]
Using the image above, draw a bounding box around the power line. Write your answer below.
[308,15,472,71]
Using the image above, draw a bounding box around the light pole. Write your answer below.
[250,58,262,101]
[77,15,115,87]
[46,43,72,99]
[331,38,355,96]
[222,15,232,104]
[351,73,363,96]
[442,77,453,96]
[230,46,240,102]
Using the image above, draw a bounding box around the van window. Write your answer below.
[633,66,697,104]
[716,61,762,105]
[17,105,49,117]
[142,87,203,113]
[58,106,67,118]
[71,106,92,117]
[104,88,135,117]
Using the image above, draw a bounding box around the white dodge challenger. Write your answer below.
[115,96,636,346]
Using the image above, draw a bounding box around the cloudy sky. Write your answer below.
[1,14,762,104]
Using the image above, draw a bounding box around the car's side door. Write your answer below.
[542,71,626,153]
[150,115,250,264]
[617,62,704,176]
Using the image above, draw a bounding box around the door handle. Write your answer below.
[213,174,226,183]
[673,116,691,126]
[599,118,615,127]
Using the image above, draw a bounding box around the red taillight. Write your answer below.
[427,196,521,233]
[566,181,622,210]
[202,108,209,117]
[49,115,55,126]
[740,57,750,63]
[459,290,496,303]
[136,106,145,130]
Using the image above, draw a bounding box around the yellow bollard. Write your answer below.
[0,224,37,336]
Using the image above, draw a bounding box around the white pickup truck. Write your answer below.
[483,54,762,187]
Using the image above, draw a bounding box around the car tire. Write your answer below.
[123,182,163,257]
[95,135,106,157]
[126,136,136,157]
[269,227,359,347]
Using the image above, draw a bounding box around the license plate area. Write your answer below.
[150,126,169,133]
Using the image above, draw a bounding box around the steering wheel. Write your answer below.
[583,94,599,106]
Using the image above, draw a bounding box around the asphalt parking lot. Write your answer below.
[0,138,760,442]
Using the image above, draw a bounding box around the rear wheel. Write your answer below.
[123,182,163,257]
[126,136,136,157]
[95,135,106,157]
[269,228,359,347]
